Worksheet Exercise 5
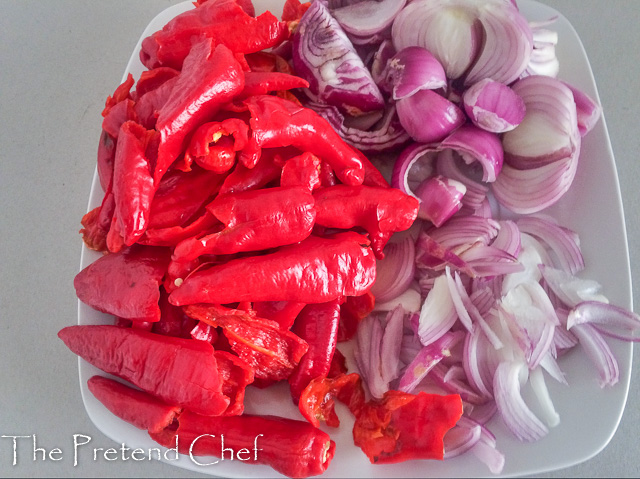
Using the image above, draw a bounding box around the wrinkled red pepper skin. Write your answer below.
[214,350,255,416]
[313,185,420,258]
[298,373,364,428]
[74,245,170,322]
[134,66,180,99]
[59,325,229,416]
[87,375,181,434]
[280,152,322,191]
[184,303,309,382]
[140,0,288,70]
[112,121,157,245]
[288,301,340,403]
[238,71,309,99]
[169,232,376,305]
[172,185,315,263]
[241,95,365,185]
[338,291,376,342]
[102,73,134,117]
[184,118,249,173]
[155,41,245,184]
[353,390,463,464]
[149,410,336,478]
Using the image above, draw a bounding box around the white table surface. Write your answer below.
[1,1,638,477]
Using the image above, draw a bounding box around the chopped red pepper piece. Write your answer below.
[58,325,230,416]
[313,184,420,258]
[288,300,341,403]
[79,189,115,253]
[353,390,463,464]
[327,348,348,378]
[155,41,245,184]
[139,0,288,70]
[338,291,376,342]
[184,303,309,382]
[240,95,365,185]
[214,350,255,416]
[149,410,335,478]
[169,232,377,305]
[299,373,365,428]
[280,151,322,191]
[87,375,181,434]
[102,73,134,117]
[184,118,249,173]
[74,244,170,322]
[134,66,180,98]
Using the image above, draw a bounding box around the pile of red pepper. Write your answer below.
[60,0,464,477]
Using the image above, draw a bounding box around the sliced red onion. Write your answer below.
[570,323,620,387]
[332,0,407,37]
[458,245,524,278]
[396,89,466,143]
[371,39,396,86]
[523,20,559,78]
[355,314,387,398]
[436,149,489,212]
[501,233,551,295]
[415,175,466,226]
[392,0,483,79]
[292,0,385,114]
[431,362,487,405]
[415,232,475,277]
[539,350,568,385]
[417,274,458,346]
[491,220,521,258]
[370,236,416,303]
[517,216,584,275]
[466,401,498,425]
[561,81,602,136]
[443,417,483,459]
[463,328,498,399]
[380,305,406,383]
[458,279,504,350]
[427,214,500,250]
[382,47,447,100]
[529,367,560,428]
[463,78,526,133]
[464,3,533,86]
[439,124,504,182]
[567,301,640,342]
[469,428,506,474]
[391,142,437,196]
[493,361,549,442]
[446,268,473,333]
[539,264,607,308]
[374,286,422,313]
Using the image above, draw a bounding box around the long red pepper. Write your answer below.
[59,325,229,416]
[149,410,336,478]
[169,232,376,305]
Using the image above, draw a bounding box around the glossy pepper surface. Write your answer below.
[169,232,376,305]
[298,373,364,428]
[58,325,229,416]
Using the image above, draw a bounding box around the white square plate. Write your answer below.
[77,1,633,477]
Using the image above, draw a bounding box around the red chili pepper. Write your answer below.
[218,146,290,194]
[139,0,288,70]
[298,373,365,428]
[74,244,170,322]
[112,121,157,246]
[149,410,336,478]
[169,232,376,305]
[338,291,376,342]
[353,390,463,464]
[252,301,306,330]
[280,151,322,191]
[171,185,315,264]
[214,350,255,416]
[155,41,245,184]
[240,95,365,185]
[313,184,420,259]
[184,303,309,382]
[87,375,181,434]
[288,301,340,403]
[183,118,249,173]
[58,325,230,416]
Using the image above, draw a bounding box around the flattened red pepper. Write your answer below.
[155,41,244,184]
[214,350,255,416]
[184,303,308,382]
[139,0,288,70]
[299,373,364,428]
[280,151,322,191]
[74,244,170,322]
[288,300,340,403]
[172,185,315,263]
[112,121,157,246]
[87,375,181,434]
[169,232,376,305]
[149,411,335,478]
[58,325,230,416]
[313,185,420,258]
[183,118,249,173]
[353,390,463,464]
[240,95,365,185]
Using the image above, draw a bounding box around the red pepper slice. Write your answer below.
[87,375,181,433]
[149,410,335,478]
[288,300,341,403]
[298,373,365,428]
[313,185,420,259]
[353,390,463,464]
[184,303,309,382]
[172,185,316,263]
[155,41,245,184]
[214,350,255,416]
[74,244,170,322]
[169,232,377,305]
[240,95,365,185]
[58,325,230,416]
[140,0,288,70]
